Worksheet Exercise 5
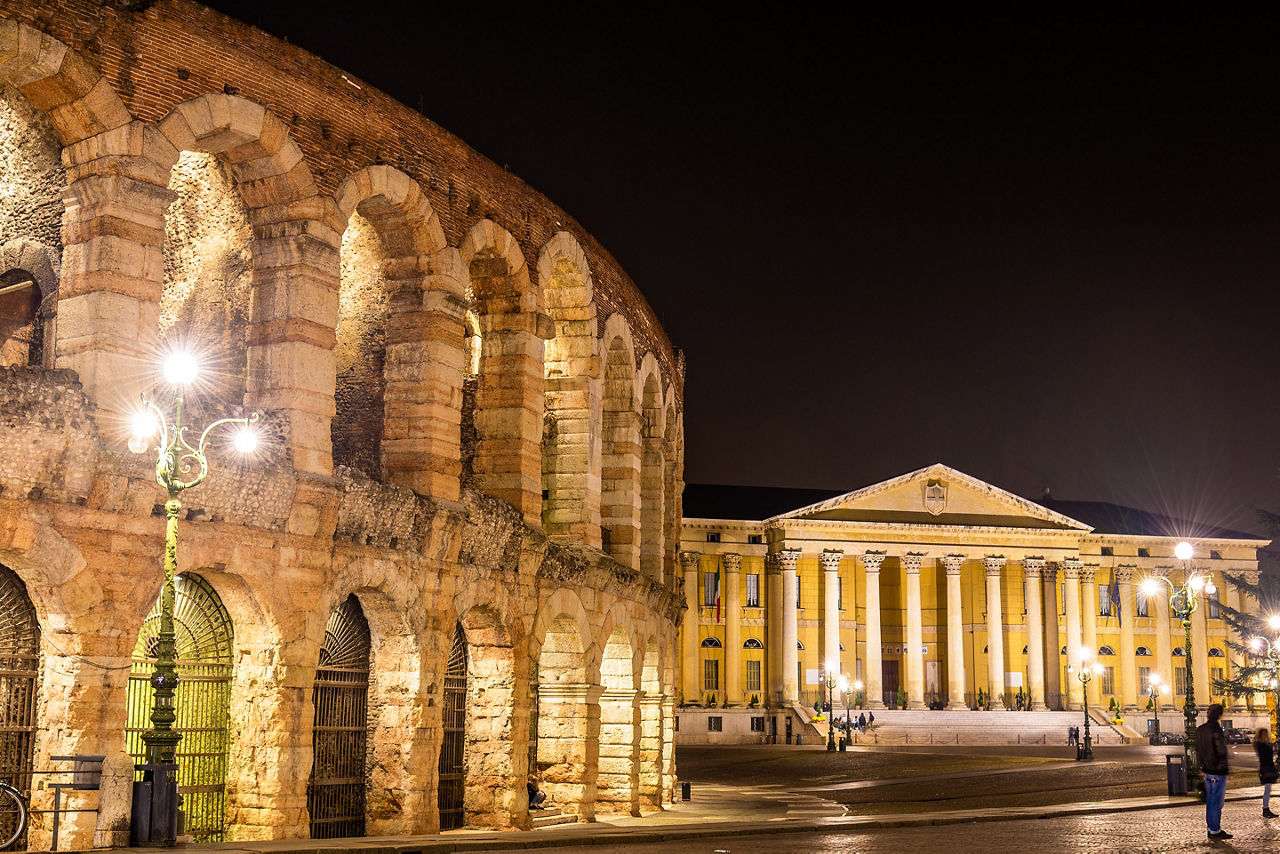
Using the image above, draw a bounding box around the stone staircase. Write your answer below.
[530,806,577,828]
[813,708,1136,746]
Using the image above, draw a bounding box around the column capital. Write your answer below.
[941,554,964,575]
[776,548,801,572]
[862,550,887,573]
[722,552,742,573]
[1060,557,1083,578]
[983,555,1006,577]
[1080,563,1099,582]
[1114,564,1136,583]
[819,548,844,572]
[679,551,702,572]
[1022,556,1045,579]
[1241,569,1262,585]
[903,552,926,573]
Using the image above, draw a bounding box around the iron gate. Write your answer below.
[0,565,39,850]
[437,623,467,830]
[125,573,234,842]
[308,595,370,839]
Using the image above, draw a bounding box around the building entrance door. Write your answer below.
[881,660,899,707]
[438,623,467,830]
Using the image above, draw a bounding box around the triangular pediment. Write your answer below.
[771,464,1092,530]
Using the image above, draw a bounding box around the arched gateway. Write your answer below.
[0,566,38,848]
[437,623,468,829]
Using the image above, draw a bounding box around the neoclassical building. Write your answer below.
[677,465,1269,739]
[0,1,682,848]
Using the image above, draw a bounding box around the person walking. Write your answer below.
[1255,728,1278,819]
[858,712,867,732]
[1195,702,1231,840]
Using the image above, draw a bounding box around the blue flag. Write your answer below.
[1111,567,1122,626]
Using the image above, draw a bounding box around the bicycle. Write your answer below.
[0,778,27,850]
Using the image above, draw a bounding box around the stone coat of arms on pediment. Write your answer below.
[924,479,947,516]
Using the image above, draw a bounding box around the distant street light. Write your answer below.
[1142,542,1215,791]
[1148,674,1163,740]
[1068,648,1103,761]
[1249,621,1280,744]
[825,662,838,751]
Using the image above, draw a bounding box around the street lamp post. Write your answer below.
[1068,649,1103,761]
[825,664,838,751]
[1142,542,1215,792]
[1249,615,1280,744]
[1148,674,1162,741]
[129,353,259,773]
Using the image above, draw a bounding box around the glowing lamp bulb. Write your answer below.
[854,681,863,691]
[1269,615,1280,631]
[1093,662,1104,675]
[128,410,158,454]
[1141,578,1160,596]
[163,352,199,385]
[1150,674,1160,686]
[838,676,849,692]
[1175,542,1194,561]
[1204,580,1216,596]
[233,427,258,454]
[1189,576,1205,592]
[1253,638,1265,653]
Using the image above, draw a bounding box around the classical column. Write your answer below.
[863,551,887,709]
[766,554,782,700]
[942,555,967,710]
[778,548,801,704]
[1153,566,1176,712]
[1022,557,1048,710]
[1081,565,1101,707]
[984,556,1007,710]
[903,552,927,710]
[1062,558,1083,711]
[820,549,844,683]
[723,553,743,704]
[1191,569,1211,709]
[679,551,701,704]
[1043,570,1062,709]
[1116,566,1138,712]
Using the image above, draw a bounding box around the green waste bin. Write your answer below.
[1166,754,1187,795]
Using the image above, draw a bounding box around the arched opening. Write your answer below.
[0,564,39,849]
[539,238,599,543]
[638,371,665,581]
[309,594,371,839]
[661,402,681,584]
[125,573,234,842]
[161,151,253,409]
[597,625,638,815]
[333,212,389,477]
[601,333,639,566]
[438,623,467,830]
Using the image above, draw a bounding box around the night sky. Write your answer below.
[199,3,1280,534]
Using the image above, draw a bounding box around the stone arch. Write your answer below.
[662,394,683,584]
[537,232,600,544]
[600,314,639,567]
[0,20,132,146]
[150,93,341,476]
[597,604,641,815]
[637,355,665,582]
[530,587,598,819]
[0,238,58,367]
[0,563,39,847]
[332,166,463,497]
[459,219,547,523]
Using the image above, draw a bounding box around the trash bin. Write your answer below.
[839,738,847,752]
[1166,754,1187,795]
[681,781,691,801]
[1076,744,1084,761]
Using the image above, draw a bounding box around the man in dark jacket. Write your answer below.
[1195,703,1231,840]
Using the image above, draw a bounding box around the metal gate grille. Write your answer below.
[0,565,38,850]
[125,573,234,843]
[437,624,467,830]
[308,595,370,839]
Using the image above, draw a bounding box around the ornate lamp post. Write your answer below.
[1142,542,1215,791]
[825,663,838,751]
[129,352,259,769]
[1068,649,1103,760]
[1148,674,1162,740]
[1249,614,1280,744]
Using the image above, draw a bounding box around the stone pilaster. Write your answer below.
[820,549,844,684]
[1116,566,1138,712]
[903,552,927,710]
[942,555,967,710]
[863,551,887,709]
[1191,568,1211,709]
[1152,566,1176,711]
[679,551,701,704]
[984,556,1007,710]
[1062,557,1084,710]
[1022,558,1048,710]
[1081,565,1101,707]
[723,553,742,704]
[778,548,801,704]
[765,554,782,700]
[596,688,640,816]
[535,683,602,820]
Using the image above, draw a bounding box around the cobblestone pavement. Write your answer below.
[491,801,1280,853]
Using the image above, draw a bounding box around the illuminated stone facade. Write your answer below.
[678,465,1269,741]
[0,1,683,847]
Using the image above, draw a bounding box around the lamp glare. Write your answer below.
[1269,615,1280,631]
[233,427,259,454]
[163,352,199,385]
[1175,541,1194,561]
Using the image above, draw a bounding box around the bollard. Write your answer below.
[681,781,691,801]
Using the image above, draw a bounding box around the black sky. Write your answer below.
[199,3,1280,534]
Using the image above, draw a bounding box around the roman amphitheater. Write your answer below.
[0,0,684,847]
